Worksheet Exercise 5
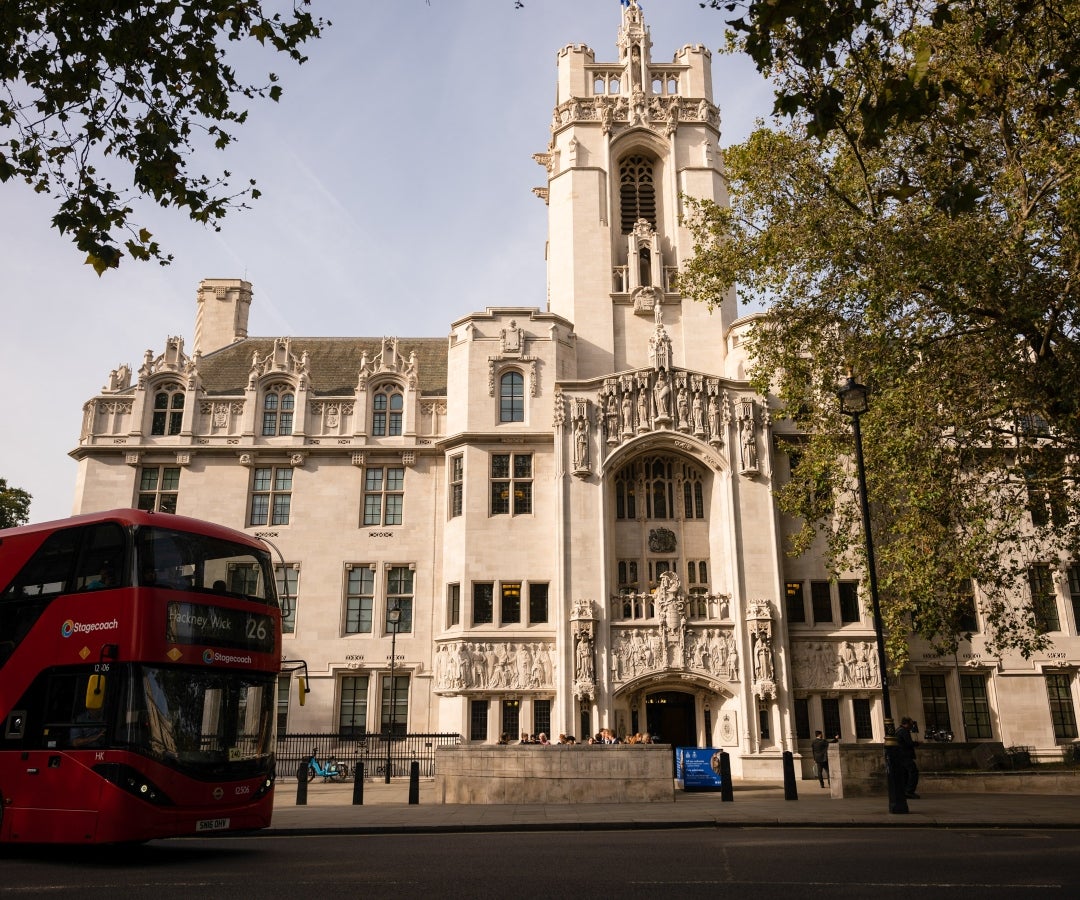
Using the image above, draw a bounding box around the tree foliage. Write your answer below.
[0,478,32,529]
[683,1,1080,670]
[0,1,325,273]
[704,0,1080,145]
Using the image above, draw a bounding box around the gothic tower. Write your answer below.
[542,2,788,761]
[538,0,737,380]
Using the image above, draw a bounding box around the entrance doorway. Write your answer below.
[645,691,697,747]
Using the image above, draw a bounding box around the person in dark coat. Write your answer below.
[895,717,920,798]
[811,730,833,787]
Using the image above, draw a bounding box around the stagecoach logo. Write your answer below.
[61,618,119,638]
[202,648,254,666]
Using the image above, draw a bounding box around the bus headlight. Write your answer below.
[93,764,174,806]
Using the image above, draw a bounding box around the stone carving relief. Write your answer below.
[648,528,677,553]
[596,370,730,451]
[94,399,133,434]
[648,321,672,371]
[501,320,524,356]
[611,571,740,687]
[612,625,738,684]
[556,94,713,136]
[199,400,244,434]
[792,640,881,691]
[718,710,738,746]
[308,400,354,437]
[433,640,555,694]
[420,400,446,436]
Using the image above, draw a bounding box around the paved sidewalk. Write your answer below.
[267,779,1080,834]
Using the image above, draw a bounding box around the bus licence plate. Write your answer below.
[196,817,231,832]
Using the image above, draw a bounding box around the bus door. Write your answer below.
[1,670,107,843]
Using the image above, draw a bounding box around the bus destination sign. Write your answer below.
[166,601,275,654]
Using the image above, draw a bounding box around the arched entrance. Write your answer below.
[645,690,697,747]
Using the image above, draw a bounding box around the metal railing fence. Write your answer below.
[276,732,461,780]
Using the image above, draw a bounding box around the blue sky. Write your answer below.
[0,1,774,524]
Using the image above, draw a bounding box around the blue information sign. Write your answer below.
[676,747,723,791]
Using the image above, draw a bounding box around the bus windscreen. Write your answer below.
[135,526,276,606]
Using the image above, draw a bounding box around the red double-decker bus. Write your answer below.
[0,509,281,843]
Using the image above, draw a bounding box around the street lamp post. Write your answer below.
[385,602,401,785]
[837,376,909,815]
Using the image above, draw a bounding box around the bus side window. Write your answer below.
[2,527,81,602]
[41,672,108,750]
[74,522,127,592]
[1,528,82,652]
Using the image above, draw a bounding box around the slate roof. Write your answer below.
[196,337,449,397]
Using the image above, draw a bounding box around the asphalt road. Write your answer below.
[3,828,1078,898]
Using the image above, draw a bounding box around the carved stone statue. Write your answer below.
[575,631,594,681]
[708,393,721,441]
[636,387,649,431]
[666,98,679,135]
[676,386,690,430]
[653,369,672,420]
[692,391,705,434]
[739,401,758,470]
[753,631,773,681]
[620,390,633,435]
[574,416,590,470]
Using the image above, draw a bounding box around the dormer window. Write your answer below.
[262,384,295,436]
[151,385,184,435]
[373,384,404,436]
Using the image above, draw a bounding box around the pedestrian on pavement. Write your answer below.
[895,716,920,798]
[811,730,833,788]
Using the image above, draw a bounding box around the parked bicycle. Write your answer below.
[307,749,349,782]
[922,727,953,742]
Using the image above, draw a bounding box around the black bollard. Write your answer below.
[719,751,734,802]
[782,750,799,800]
[352,761,364,805]
[408,760,420,805]
[295,760,308,805]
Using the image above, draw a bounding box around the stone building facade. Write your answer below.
[70,2,1080,776]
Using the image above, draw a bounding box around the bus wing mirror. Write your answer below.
[85,674,106,710]
[297,676,307,706]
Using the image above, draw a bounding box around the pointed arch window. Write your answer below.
[373,384,404,436]
[151,384,185,435]
[646,457,673,519]
[682,465,705,519]
[615,470,637,520]
[619,154,656,234]
[615,455,708,522]
[262,384,295,436]
[499,371,525,423]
